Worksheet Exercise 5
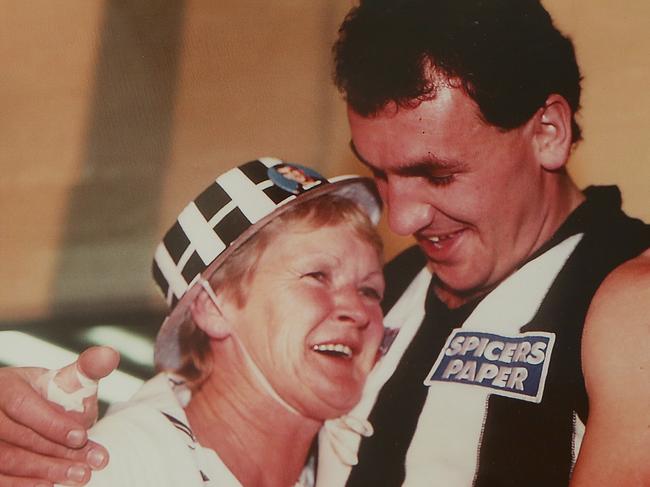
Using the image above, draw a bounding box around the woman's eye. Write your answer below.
[303,271,327,282]
[360,286,382,301]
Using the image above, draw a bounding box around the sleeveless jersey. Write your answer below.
[316,186,650,487]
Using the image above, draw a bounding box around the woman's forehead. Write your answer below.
[270,220,368,249]
[256,225,382,274]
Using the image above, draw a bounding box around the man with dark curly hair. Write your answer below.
[320,1,649,486]
[0,1,648,486]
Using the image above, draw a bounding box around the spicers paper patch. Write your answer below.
[424,330,556,403]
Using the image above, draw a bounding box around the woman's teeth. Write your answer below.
[312,343,353,358]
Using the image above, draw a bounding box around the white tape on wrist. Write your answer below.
[39,366,98,412]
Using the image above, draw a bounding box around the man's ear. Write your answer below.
[532,94,573,171]
[190,288,234,339]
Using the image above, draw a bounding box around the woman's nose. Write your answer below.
[334,290,370,328]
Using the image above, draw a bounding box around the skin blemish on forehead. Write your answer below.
[350,139,466,176]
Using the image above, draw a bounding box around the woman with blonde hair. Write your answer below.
[54,158,386,486]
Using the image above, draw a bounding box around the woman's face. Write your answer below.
[228,220,385,419]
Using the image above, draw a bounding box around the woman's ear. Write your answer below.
[532,94,573,171]
[190,288,234,339]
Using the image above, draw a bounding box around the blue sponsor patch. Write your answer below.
[424,330,556,403]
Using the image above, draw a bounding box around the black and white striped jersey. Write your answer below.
[317,186,650,487]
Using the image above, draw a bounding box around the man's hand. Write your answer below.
[0,346,119,487]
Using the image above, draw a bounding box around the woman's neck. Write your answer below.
[185,364,321,487]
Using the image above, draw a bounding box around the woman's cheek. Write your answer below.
[299,285,333,314]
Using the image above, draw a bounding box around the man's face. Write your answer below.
[348,85,554,303]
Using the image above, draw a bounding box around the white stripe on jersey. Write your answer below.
[571,411,586,473]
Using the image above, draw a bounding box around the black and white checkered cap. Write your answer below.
[152,157,381,370]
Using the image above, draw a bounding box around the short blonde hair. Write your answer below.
[171,193,383,388]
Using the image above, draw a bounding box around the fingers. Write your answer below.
[0,414,107,469]
[0,473,52,487]
[35,347,120,428]
[0,441,90,486]
[0,373,87,449]
[0,353,118,487]
[77,347,120,382]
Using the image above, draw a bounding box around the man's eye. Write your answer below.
[428,174,454,186]
[360,286,382,301]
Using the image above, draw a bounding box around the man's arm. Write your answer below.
[0,347,118,487]
[570,251,650,486]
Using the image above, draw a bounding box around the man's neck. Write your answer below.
[185,356,320,487]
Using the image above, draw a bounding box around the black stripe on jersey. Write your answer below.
[380,245,427,314]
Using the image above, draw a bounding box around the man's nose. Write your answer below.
[383,176,434,236]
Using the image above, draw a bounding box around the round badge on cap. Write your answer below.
[268,163,328,194]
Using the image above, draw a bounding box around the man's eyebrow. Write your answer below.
[349,140,464,175]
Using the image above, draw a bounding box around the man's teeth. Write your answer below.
[429,231,459,243]
[312,343,353,358]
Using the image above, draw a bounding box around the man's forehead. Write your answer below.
[349,139,464,174]
[347,88,489,173]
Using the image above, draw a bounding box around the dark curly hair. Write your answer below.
[334,0,583,142]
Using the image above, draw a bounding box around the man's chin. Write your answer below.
[428,269,491,308]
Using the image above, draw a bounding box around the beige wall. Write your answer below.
[546,0,650,219]
[1,1,104,319]
[1,0,648,322]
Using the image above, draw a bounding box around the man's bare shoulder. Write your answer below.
[582,248,650,389]
[571,250,650,486]
[585,248,650,336]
